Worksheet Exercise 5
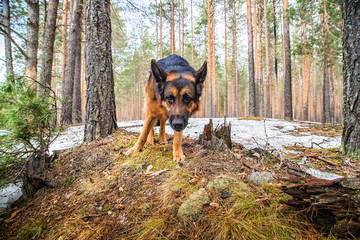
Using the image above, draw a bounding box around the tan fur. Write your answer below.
[126,72,200,162]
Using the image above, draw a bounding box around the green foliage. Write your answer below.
[12,219,46,240]
[0,76,59,186]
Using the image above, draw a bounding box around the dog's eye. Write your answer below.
[166,95,175,104]
[183,94,193,105]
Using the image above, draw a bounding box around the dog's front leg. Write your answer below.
[173,131,185,162]
[126,115,157,155]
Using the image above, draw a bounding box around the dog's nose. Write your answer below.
[172,118,184,131]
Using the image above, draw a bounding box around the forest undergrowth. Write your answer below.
[0,124,356,240]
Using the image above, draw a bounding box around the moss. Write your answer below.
[207,175,235,190]
[12,219,46,240]
[178,188,209,219]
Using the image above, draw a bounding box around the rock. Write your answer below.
[249,172,274,186]
[233,153,242,160]
[178,188,209,219]
[220,191,232,199]
[207,175,234,190]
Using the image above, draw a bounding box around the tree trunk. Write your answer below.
[264,0,272,118]
[156,0,159,59]
[191,0,194,65]
[273,0,278,118]
[323,61,331,123]
[61,0,83,125]
[258,0,263,117]
[170,0,175,54]
[283,0,292,120]
[178,0,181,55]
[224,0,228,117]
[247,0,256,117]
[84,0,117,141]
[2,0,13,75]
[342,0,360,157]
[160,0,163,58]
[25,0,40,86]
[39,0,59,97]
[72,14,83,124]
[232,0,238,117]
[60,0,69,89]
[207,0,213,117]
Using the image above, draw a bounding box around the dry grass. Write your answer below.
[1,129,329,239]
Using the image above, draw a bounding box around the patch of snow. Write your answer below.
[306,168,343,180]
[116,118,341,151]
[0,182,22,213]
[49,125,84,153]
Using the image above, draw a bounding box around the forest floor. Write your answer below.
[0,118,358,239]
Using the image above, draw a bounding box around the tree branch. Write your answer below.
[0,27,29,60]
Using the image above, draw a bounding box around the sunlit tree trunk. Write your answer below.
[156,0,159,59]
[39,0,59,97]
[258,0,263,117]
[232,0,238,117]
[224,0,228,117]
[264,0,272,118]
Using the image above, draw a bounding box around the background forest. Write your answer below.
[0,0,342,123]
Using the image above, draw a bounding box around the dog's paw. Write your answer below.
[125,146,139,156]
[160,140,168,144]
[173,153,185,163]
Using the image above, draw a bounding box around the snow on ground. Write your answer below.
[51,118,341,152]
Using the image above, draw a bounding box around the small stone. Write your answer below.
[220,191,232,199]
[234,153,242,160]
[209,202,220,208]
[249,172,274,186]
[189,178,198,185]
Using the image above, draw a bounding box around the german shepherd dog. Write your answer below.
[126,54,207,162]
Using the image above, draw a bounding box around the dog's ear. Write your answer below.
[151,59,167,86]
[195,61,207,96]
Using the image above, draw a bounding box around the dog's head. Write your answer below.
[151,59,207,132]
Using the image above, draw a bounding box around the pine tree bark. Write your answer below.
[84,0,117,141]
[61,0,83,125]
[247,0,256,116]
[264,0,272,118]
[25,0,40,86]
[283,0,292,120]
[170,0,175,54]
[224,0,228,117]
[273,0,278,118]
[342,0,360,157]
[60,0,69,89]
[191,0,194,65]
[258,0,263,117]
[160,0,163,58]
[2,0,13,75]
[39,0,59,97]
[72,14,83,124]
[232,0,238,117]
